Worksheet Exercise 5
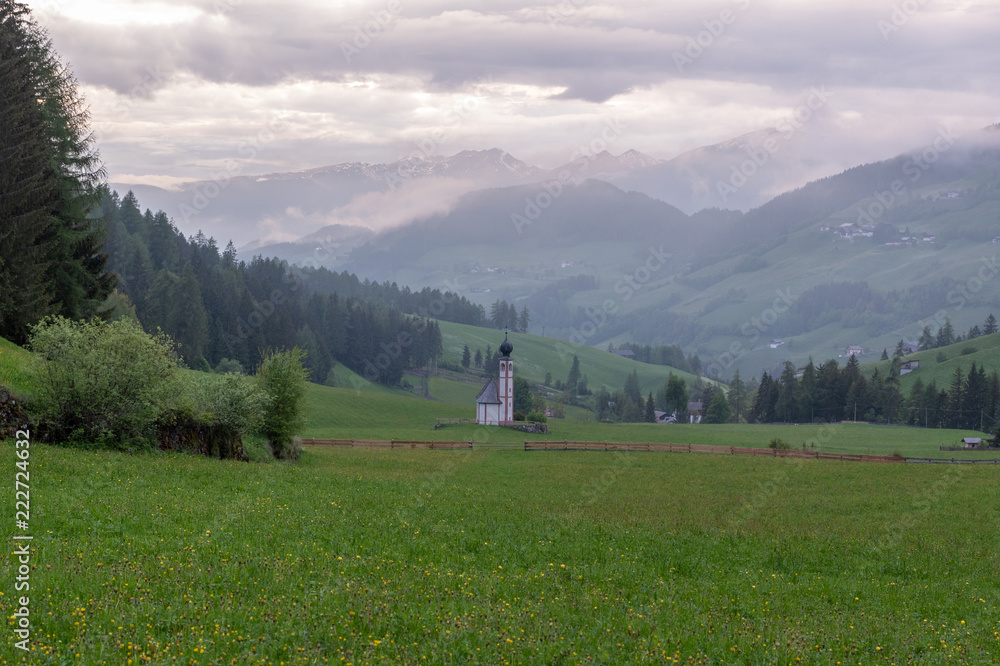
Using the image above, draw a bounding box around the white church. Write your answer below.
[475,333,515,425]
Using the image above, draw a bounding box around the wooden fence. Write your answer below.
[301,438,906,463]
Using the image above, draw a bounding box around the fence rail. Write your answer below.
[302,438,920,463]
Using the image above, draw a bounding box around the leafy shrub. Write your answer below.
[29,316,178,449]
[960,346,977,356]
[214,358,245,374]
[513,411,526,422]
[768,438,791,450]
[526,412,548,423]
[256,348,309,459]
[192,372,268,435]
[936,351,948,362]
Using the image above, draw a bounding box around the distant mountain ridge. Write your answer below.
[112,130,827,248]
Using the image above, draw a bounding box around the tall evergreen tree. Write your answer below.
[0,1,114,342]
[461,344,471,369]
[984,313,999,335]
[727,369,747,423]
[645,392,656,423]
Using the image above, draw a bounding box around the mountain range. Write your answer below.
[112,128,817,250]
[113,126,1000,380]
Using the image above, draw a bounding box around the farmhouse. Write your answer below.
[845,345,864,357]
[475,333,515,425]
[900,360,919,375]
[687,401,703,424]
[962,437,982,448]
[611,349,635,359]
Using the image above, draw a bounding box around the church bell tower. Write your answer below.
[498,332,514,424]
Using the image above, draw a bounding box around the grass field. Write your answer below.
[3,442,999,663]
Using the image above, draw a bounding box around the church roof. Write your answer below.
[499,332,513,357]
[476,378,501,404]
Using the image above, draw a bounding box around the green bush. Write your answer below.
[768,437,791,450]
[190,372,268,435]
[256,348,309,459]
[960,346,977,356]
[29,316,179,449]
[214,358,245,374]
[525,411,548,423]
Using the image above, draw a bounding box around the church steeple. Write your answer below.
[499,331,513,358]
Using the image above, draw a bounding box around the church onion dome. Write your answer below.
[499,333,513,357]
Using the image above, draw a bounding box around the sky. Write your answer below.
[26,0,1000,189]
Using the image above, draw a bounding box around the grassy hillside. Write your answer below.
[0,336,36,397]
[4,441,999,662]
[861,331,1000,392]
[300,145,1000,382]
[437,320,706,395]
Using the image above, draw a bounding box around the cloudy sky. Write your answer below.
[27,0,1000,189]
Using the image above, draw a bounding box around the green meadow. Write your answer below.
[2,442,1000,664]
[4,333,1000,663]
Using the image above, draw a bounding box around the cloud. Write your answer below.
[29,0,1000,191]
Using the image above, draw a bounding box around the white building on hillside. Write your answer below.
[476,333,514,425]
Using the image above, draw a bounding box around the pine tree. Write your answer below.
[936,319,955,348]
[893,339,906,358]
[474,348,483,369]
[774,361,798,422]
[461,344,471,369]
[704,392,731,424]
[566,355,581,389]
[727,369,747,423]
[946,366,964,429]
[0,1,114,341]
[918,326,935,351]
[645,392,656,423]
[985,314,998,335]
[880,348,889,360]
[517,306,529,333]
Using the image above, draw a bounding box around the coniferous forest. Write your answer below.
[100,189,490,386]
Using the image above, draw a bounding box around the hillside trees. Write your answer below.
[0,1,114,343]
[100,190,444,386]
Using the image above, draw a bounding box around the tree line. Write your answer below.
[102,190,444,386]
[0,1,115,344]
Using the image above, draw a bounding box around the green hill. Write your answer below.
[435,320,708,396]
[0,335,36,397]
[299,137,1000,381]
[862,331,1000,392]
